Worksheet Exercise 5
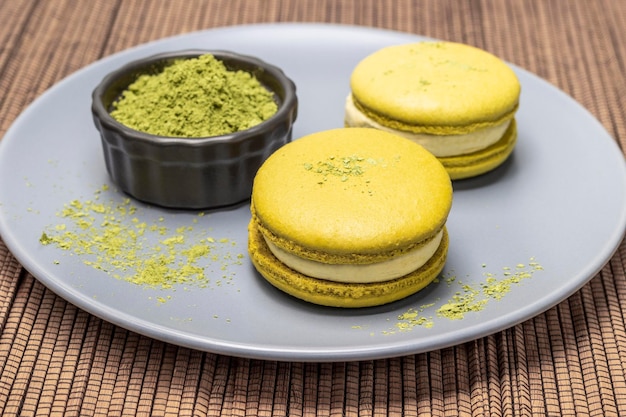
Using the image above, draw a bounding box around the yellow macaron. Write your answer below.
[345,41,521,179]
[248,127,453,308]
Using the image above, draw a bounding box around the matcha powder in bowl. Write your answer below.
[110,53,278,138]
[91,49,298,209]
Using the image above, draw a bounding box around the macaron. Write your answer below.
[248,127,453,308]
[345,41,521,180]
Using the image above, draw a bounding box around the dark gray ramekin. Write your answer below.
[91,50,298,209]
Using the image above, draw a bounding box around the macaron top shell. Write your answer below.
[350,42,521,133]
[251,128,452,260]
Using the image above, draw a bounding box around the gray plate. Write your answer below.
[1,24,625,362]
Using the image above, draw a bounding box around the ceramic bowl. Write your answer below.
[91,50,298,209]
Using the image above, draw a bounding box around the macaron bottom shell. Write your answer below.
[248,221,449,308]
[440,119,517,180]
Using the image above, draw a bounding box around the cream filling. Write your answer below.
[344,95,510,157]
[263,230,444,284]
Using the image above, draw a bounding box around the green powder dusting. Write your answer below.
[304,155,368,179]
[304,156,384,194]
[354,258,544,335]
[39,185,243,291]
[436,259,543,320]
[385,303,435,334]
[436,284,487,320]
[110,54,278,137]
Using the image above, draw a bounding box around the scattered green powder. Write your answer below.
[436,284,487,320]
[354,258,544,334]
[305,155,367,180]
[383,303,436,335]
[110,54,278,138]
[304,155,385,191]
[39,185,243,290]
[436,259,543,320]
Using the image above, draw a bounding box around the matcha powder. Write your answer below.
[39,185,244,291]
[356,259,544,335]
[110,54,278,137]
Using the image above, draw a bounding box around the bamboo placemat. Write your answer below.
[1,1,625,415]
